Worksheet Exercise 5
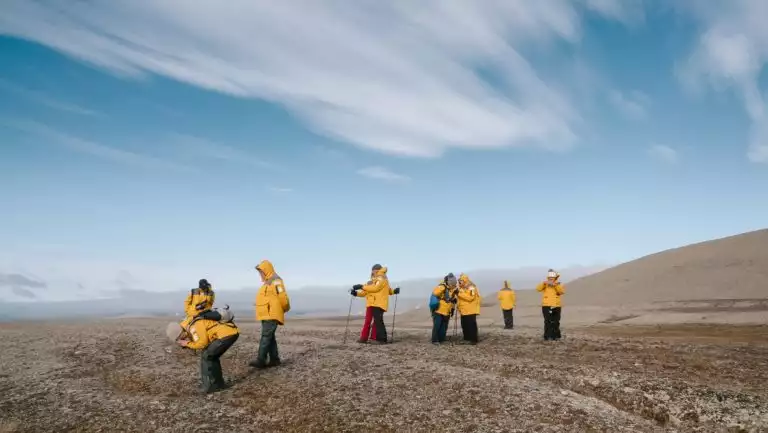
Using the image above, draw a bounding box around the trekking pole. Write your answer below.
[452,306,458,345]
[390,290,399,343]
[342,295,353,344]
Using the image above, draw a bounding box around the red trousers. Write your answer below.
[360,306,378,341]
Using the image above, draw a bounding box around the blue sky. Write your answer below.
[1,1,767,301]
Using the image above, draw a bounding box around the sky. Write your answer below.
[1,0,767,301]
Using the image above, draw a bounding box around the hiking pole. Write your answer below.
[452,306,458,345]
[390,289,399,343]
[342,295,353,344]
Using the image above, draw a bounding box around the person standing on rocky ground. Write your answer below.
[351,264,399,344]
[431,273,458,345]
[178,306,239,394]
[536,269,565,341]
[497,280,516,330]
[178,279,216,342]
[249,260,290,368]
[456,273,481,344]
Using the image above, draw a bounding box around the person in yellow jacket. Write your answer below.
[536,269,565,341]
[431,273,457,344]
[456,273,481,344]
[178,306,239,394]
[177,279,216,342]
[351,264,399,344]
[250,260,290,368]
[497,280,516,330]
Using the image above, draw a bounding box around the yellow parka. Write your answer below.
[432,282,456,317]
[497,280,516,310]
[186,318,239,351]
[356,267,393,311]
[254,260,291,325]
[179,287,215,329]
[536,280,565,307]
[457,274,481,316]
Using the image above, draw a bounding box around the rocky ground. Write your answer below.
[0,318,766,433]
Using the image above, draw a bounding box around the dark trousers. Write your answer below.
[460,314,479,343]
[542,307,562,340]
[257,320,280,364]
[502,309,514,329]
[371,307,387,342]
[431,313,450,343]
[200,334,238,392]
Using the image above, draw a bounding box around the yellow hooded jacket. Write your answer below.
[185,318,239,351]
[254,260,291,325]
[431,282,456,317]
[356,267,393,311]
[497,281,516,310]
[179,287,215,329]
[457,274,481,316]
[536,280,565,307]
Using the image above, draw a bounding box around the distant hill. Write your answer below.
[562,228,768,306]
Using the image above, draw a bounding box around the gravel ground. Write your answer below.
[0,319,766,433]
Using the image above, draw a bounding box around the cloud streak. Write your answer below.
[357,166,410,183]
[5,119,192,172]
[608,90,651,120]
[675,1,768,162]
[648,144,678,164]
[0,1,639,158]
[172,134,274,169]
[0,78,100,116]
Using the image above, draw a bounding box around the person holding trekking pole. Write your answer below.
[456,273,481,345]
[350,264,399,344]
[430,273,458,345]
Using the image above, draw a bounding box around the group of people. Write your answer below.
[172,261,566,394]
[427,269,566,345]
[173,259,291,394]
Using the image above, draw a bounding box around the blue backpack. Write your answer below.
[428,293,440,312]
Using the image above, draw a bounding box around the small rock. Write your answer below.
[442,410,450,415]
[560,390,568,396]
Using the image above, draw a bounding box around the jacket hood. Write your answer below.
[459,273,470,286]
[256,260,276,280]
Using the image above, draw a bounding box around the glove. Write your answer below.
[353,284,363,291]
[350,288,358,296]
[393,287,400,295]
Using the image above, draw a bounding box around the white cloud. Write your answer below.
[267,186,294,194]
[648,144,678,164]
[0,1,639,158]
[675,1,768,162]
[357,166,411,183]
[5,119,191,172]
[608,90,651,120]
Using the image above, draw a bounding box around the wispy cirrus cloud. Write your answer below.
[608,89,651,120]
[5,119,191,172]
[171,133,275,169]
[356,166,411,183]
[674,0,768,162]
[648,144,679,164]
[0,78,101,116]
[0,0,640,158]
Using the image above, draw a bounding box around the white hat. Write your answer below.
[165,322,184,343]
[547,269,559,279]
[217,306,235,323]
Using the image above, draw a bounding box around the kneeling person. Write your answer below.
[179,307,239,394]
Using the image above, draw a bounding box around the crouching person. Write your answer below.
[179,307,239,394]
[431,273,457,344]
[250,260,290,368]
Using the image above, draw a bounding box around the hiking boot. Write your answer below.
[357,339,368,344]
[266,359,281,368]
[248,359,268,369]
[370,340,387,345]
